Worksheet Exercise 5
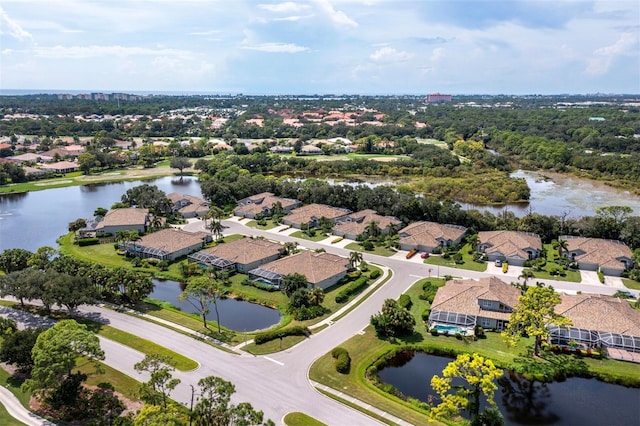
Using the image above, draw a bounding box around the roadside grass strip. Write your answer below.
[283,412,327,426]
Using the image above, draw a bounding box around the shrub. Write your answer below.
[420,281,439,303]
[442,252,450,259]
[597,270,605,283]
[77,237,100,246]
[157,260,170,271]
[347,270,362,279]
[398,294,412,310]
[452,253,463,264]
[254,326,310,345]
[331,347,351,374]
[292,305,326,321]
[430,328,439,336]
[335,276,369,303]
[421,308,431,322]
[369,269,381,279]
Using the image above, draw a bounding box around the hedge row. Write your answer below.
[369,269,381,279]
[335,276,369,303]
[331,347,351,374]
[77,237,100,246]
[254,326,310,345]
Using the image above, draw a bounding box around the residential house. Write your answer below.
[40,161,79,174]
[248,250,349,290]
[282,203,351,229]
[549,293,640,356]
[167,192,209,218]
[188,237,282,272]
[270,146,293,153]
[123,228,211,261]
[95,208,150,235]
[234,192,300,219]
[560,236,633,276]
[300,144,323,155]
[477,230,542,266]
[9,153,53,163]
[333,209,402,240]
[398,221,467,253]
[428,277,521,335]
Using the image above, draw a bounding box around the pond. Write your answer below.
[148,278,281,332]
[377,351,640,426]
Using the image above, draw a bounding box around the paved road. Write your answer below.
[1,217,637,425]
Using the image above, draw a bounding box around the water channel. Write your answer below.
[377,351,640,426]
[149,279,281,332]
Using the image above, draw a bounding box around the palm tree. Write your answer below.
[385,222,398,236]
[283,241,298,255]
[365,220,381,239]
[349,251,363,269]
[308,288,325,306]
[208,220,224,241]
[519,269,535,287]
[150,214,163,231]
[554,238,569,257]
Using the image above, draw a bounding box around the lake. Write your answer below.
[2,171,640,252]
[377,351,640,426]
[149,278,281,332]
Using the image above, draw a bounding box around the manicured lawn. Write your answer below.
[245,219,280,230]
[424,244,487,272]
[622,279,640,290]
[75,357,141,400]
[284,412,327,426]
[244,335,308,355]
[289,230,330,242]
[344,242,396,257]
[0,365,30,409]
[529,244,582,283]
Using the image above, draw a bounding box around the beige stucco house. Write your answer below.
[477,230,542,266]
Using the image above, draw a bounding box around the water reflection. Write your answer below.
[377,350,639,426]
[149,278,281,332]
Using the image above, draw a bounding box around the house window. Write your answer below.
[480,299,492,308]
[480,318,491,328]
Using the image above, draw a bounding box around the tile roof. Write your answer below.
[561,236,632,269]
[254,251,349,286]
[197,237,282,265]
[235,192,299,216]
[398,221,467,248]
[285,203,351,225]
[40,161,79,170]
[96,208,149,228]
[136,228,209,253]
[555,293,640,336]
[431,277,520,320]
[478,230,542,259]
[334,209,401,236]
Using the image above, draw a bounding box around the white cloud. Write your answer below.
[189,29,221,36]
[430,47,444,62]
[586,32,637,76]
[31,45,193,59]
[0,7,33,41]
[274,15,313,22]
[370,47,413,62]
[258,2,311,13]
[313,0,358,28]
[241,42,309,53]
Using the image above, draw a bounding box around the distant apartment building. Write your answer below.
[426,93,452,103]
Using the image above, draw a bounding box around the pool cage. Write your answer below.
[428,310,477,328]
[247,268,283,287]
[187,252,235,271]
[122,243,170,261]
[549,326,640,353]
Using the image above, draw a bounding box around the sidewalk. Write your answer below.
[0,386,54,426]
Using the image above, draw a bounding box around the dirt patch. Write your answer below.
[370,157,399,162]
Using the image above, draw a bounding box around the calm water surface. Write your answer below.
[149,279,281,332]
[378,351,640,426]
[2,172,640,252]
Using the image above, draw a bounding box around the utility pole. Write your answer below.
[189,384,195,426]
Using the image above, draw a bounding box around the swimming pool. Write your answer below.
[432,324,467,334]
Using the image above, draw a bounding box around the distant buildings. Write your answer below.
[426,93,452,103]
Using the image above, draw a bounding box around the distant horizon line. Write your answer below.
[1,89,639,98]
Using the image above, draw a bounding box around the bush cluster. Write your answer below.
[335,276,369,303]
[254,326,310,345]
[331,347,351,374]
[77,237,100,247]
[418,281,439,303]
[369,269,381,279]
[292,305,326,321]
[398,294,412,310]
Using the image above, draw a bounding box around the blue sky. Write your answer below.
[1,0,638,94]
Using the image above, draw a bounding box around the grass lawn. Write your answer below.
[244,219,280,230]
[622,279,640,290]
[529,244,582,283]
[309,277,640,425]
[289,230,330,242]
[283,412,327,426]
[75,357,141,400]
[0,403,24,426]
[424,244,487,272]
[344,242,396,257]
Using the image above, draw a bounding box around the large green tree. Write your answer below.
[23,320,104,396]
[134,354,181,409]
[0,327,45,374]
[192,375,273,426]
[502,285,571,356]
[169,156,192,177]
[280,273,308,297]
[0,248,33,273]
[179,276,222,332]
[430,353,504,426]
[370,298,416,337]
